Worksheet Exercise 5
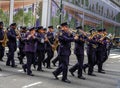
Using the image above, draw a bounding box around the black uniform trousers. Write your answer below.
[53,55,69,80]
[96,47,103,72]
[0,45,4,61]
[44,48,54,68]
[6,45,16,66]
[87,47,96,75]
[18,47,25,64]
[23,52,35,75]
[69,54,84,77]
[37,50,45,70]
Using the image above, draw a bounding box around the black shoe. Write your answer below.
[69,70,74,76]
[37,69,44,72]
[47,67,52,69]
[11,65,17,68]
[52,61,56,66]
[22,65,26,72]
[101,69,105,71]
[88,73,96,76]
[62,79,71,83]
[52,72,59,80]
[78,76,86,80]
[6,64,10,66]
[27,74,34,76]
[98,71,105,74]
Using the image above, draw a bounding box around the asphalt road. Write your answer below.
[0,48,120,88]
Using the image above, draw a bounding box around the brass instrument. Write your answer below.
[2,30,9,47]
[52,34,59,52]
[15,28,21,38]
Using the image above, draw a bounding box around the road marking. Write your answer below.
[110,55,120,59]
[18,70,23,72]
[22,82,42,88]
[0,74,3,76]
[58,75,62,78]
[110,54,118,56]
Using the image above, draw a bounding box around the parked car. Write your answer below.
[112,37,120,48]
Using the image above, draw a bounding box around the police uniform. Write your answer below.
[36,26,46,71]
[53,22,74,83]
[69,26,86,79]
[0,22,5,62]
[82,29,97,76]
[6,23,17,67]
[18,27,26,64]
[96,29,105,73]
[22,27,37,76]
[43,26,54,68]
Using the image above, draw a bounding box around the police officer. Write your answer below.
[0,21,5,62]
[69,26,86,79]
[52,22,78,83]
[83,28,97,76]
[43,26,55,69]
[18,26,27,64]
[36,26,47,71]
[6,23,18,67]
[96,29,105,73]
[0,22,5,71]
[22,27,37,76]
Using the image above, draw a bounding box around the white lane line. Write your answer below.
[110,54,118,56]
[110,55,120,59]
[22,82,42,88]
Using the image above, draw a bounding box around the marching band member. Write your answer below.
[43,26,55,69]
[36,26,47,71]
[69,26,86,79]
[0,21,5,62]
[52,22,78,83]
[22,27,37,76]
[18,26,27,64]
[6,23,19,68]
[0,21,5,71]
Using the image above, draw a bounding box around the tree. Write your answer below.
[36,1,43,24]
[13,9,35,26]
[0,9,9,27]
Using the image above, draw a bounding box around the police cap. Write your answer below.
[10,23,17,26]
[0,21,3,26]
[48,26,53,29]
[60,22,68,27]
[76,26,82,30]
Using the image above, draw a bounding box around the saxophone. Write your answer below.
[2,30,9,47]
